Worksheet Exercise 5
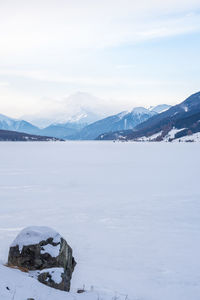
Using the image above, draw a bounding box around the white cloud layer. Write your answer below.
[0,0,199,117]
[1,0,200,57]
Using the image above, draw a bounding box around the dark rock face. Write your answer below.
[8,226,76,292]
[37,268,72,291]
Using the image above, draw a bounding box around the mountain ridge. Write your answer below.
[0,103,171,140]
[66,107,158,140]
[97,91,200,142]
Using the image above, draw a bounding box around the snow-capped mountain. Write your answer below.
[69,107,157,140]
[0,101,172,140]
[61,92,107,123]
[98,91,200,142]
[149,104,171,114]
[0,114,40,134]
[23,92,107,127]
[0,115,85,139]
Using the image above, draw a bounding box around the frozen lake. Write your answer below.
[0,141,200,300]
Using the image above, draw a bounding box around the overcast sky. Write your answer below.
[0,0,200,119]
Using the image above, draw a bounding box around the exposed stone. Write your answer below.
[8,226,76,291]
[77,289,85,294]
[37,267,71,291]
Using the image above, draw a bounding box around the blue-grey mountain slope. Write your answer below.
[0,103,171,140]
[40,122,86,139]
[68,107,157,140]
[149,104,171,114]
[0,114,40,134]
[0,114,84,139]
[98,92,200,142]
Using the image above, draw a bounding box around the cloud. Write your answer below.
[0,82,10,87]
[0,69,176,88]
[0,0,199,117]
[0,0,200,59]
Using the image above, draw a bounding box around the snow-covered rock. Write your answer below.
[10,226,61,252]
[0,264,127,300]
[8,226,76,291]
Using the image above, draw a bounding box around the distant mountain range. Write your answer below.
[22,92,107,127]
[0,114,85,139]
[0,104,171,140]
[2,91,200,142]
[0,114,39,134]
[98,92,200,142]
[68,107,160,140]
[39,122,86,139]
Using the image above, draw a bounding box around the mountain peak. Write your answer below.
[149,104,171,114]
[0,113,15,122]
[116,111,129,119]
[131,107,150,114]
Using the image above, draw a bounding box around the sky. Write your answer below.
[0,0,200,121]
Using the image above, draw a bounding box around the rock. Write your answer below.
[37,267,71,291]
[8,226,76,291]
[77,289,85,294]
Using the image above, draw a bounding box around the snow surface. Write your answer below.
[173,131,200,142]
[1,264,122,300]
[136,128,200,143]
[0,142,200,300]
[117,111,129,120]
[149,104,171,114]
[39,267,64,284]
[0,114,16,122]
[29,267,64,284]
[0,264,72,300]
[137,131,162,141]
[183,106,189,112]
[41,243,60,257]
[11,226,61,252]
[131,107,150,114]
[164,128,185,141]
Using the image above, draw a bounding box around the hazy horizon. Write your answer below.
[0,89,175,127]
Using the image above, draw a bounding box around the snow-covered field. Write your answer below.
[0,141,200,300]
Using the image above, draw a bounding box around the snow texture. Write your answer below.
[1,264,122,300]
[39,267,64,284]
[173,131,200,142]
[138,131,162,141]
[41,243,60,257]
[0,142,200,300]
[163,127,185,141]
[131,107,150,114]
[29,267,65,284]
[117,111,129,120]
[11,226,61,252]
[149,104,171,114]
